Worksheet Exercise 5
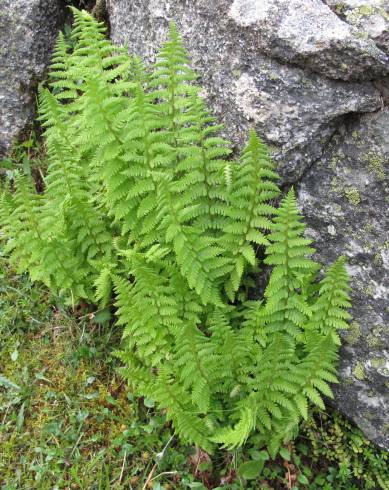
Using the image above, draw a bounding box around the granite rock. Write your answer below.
[107,0,389,449]
[227,0,389,81]
[325,0,389,55]
[0,0,65,157]
[299,109,389,450]
[107,0,383,183]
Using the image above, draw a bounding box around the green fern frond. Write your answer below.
[223,130,280,299]
[0,9,352,455]
[262,189,319,338]
[306,257,351,342]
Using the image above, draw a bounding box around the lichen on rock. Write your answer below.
[299,109,389,449]
[325,0,389,55]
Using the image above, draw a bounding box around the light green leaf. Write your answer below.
[238,460,264,479]
[0,375,21,391]
[298,474,309,485]
[279,447,290,461]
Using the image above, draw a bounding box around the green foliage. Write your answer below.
[1,257,385,490]
[0,259,190,490]
[0,9,352,455]
[297,411,389,489]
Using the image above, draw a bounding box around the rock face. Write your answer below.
[0,0,65,157]
[228,0,389,81]
[107,0,389,448]
[325,0,389,55]
[107,0,385,183]
[299,110,389,449]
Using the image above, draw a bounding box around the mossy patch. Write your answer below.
[345,321,361,345]
[345,187,361,206]
[353,362,366,381]
[363,151,385,181]
[356,5,375,17]
[370,358,386,369]
[366,325,386,349]
[330,176,342,195]
[347,4,376,25]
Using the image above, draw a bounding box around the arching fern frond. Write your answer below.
[223,130,280,300]
[0,9,352,457]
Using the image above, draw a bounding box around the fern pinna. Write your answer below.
[0,9,351,456]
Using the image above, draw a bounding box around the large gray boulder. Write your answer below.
[299,109,389,450]
[325,0,389,55]
[0,0,66,157]
[107,0,389,449]
[107,0,384,183]
[228,0,389,81]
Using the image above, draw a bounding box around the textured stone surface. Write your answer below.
[325,0,389,54]
[0,0,65,156]
[107,0,383,183]
[227,0,389,81]
[107,0,389,448]
[299,109,389,450]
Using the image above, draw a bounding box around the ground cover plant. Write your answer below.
[1,258,388,489]
[0,7,354,459]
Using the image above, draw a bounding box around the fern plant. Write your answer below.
[0,8,351,457]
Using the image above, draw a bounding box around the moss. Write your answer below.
[92,0,107,22]
[363,151,385,180]
[364,223,375,234]
[334,2,347,15]
[333,203,342,214]
[366,325,386,349]
[356,5,375,17]
[268,72,280,81]
[267,145,280,156]
[362,409,375,421]
[345,187,361,206]
[371,358,385,369]
[329,156,339,170]
[373,252,383,265]
[330,177,342,194]
[363,284,374,296]
[366,335,382,348]
[301,78,313,88]
[345,321,361,345]
[347,4,376,24]
[353,362,366,381]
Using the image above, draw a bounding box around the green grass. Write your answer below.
[0,254,191,489]
[0,251,388,490]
